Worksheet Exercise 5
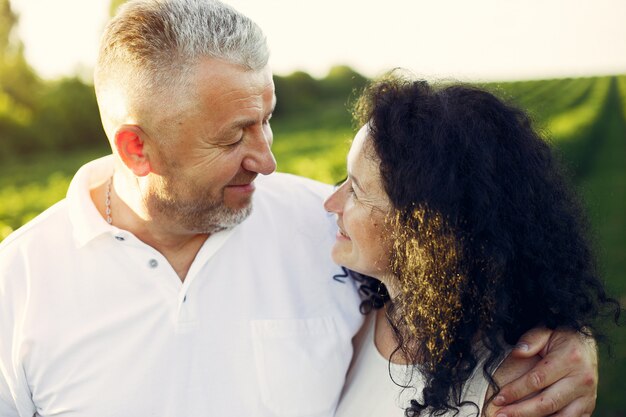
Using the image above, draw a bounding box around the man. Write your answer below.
[0,1,598,416]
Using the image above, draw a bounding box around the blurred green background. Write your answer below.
[1,0,624,415]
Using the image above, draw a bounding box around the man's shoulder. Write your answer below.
[247,173,335,237]
[0,199,70,258]
[256,172,333,202]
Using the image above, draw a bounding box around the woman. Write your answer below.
[326,75,620,417]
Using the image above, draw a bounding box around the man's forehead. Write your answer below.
[230,95,276,129]
[193,57,272,86]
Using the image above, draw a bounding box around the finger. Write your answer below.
[494,357,573,406]
[494,383,583,417]
[551,397,595,417]
[510,327,552,358]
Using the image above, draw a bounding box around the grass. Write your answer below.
[272,126,353,184]
[0,75,624,415]
[580,78,626,417]
[0,147,109,239]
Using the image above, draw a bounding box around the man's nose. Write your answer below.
[242,127,276,175]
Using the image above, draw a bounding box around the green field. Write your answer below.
[1,75,625,416]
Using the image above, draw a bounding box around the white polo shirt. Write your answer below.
[0,156,363,417]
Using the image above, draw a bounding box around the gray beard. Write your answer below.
[147,195,253,235]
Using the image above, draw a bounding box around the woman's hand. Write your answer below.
[489,327,597,417]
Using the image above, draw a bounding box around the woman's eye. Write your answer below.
[346,183,358,200]
[333,177,358,199]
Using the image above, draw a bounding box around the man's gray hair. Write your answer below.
[94,0,269,139]
[97,0,268,75]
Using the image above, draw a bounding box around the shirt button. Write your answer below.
[115,235,125,241]
[148,259,158,268]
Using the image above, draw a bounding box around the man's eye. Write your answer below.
[227,136,243,147]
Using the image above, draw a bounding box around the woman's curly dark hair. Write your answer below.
[351,73,621,417]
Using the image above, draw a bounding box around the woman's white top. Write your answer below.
[335,313,498,417]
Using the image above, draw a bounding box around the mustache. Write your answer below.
[227,172,258,186]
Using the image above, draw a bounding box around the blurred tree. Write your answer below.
[273,70,321,118]
[0,0,107,160]
[320,65,368,101]
[0,0,40,108]
[0,0,41,159]
[109,0,127,17]
[272,67,368,130]
[32,77,107,152]
[0,0,17,53]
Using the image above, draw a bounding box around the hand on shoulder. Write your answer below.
[483,354,541,417]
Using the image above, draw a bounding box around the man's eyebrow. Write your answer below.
[231,99,276,130]
[232,118,257,130]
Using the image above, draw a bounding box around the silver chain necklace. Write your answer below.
[105,176,113,225]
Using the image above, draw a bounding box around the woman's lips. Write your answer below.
[336,226,350,240]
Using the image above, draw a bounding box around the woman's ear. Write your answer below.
[114,125,152,177]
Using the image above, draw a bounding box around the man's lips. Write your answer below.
[225,182,255,193]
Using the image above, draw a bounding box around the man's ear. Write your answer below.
[114,125,152,177]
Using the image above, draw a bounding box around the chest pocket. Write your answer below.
[250,317,350,417]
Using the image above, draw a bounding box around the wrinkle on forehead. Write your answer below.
[195,57,272,92]
[182,59,274,140]
[200,63,272,103]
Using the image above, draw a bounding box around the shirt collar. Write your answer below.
[67,155,240,256]
[67,154,116,248]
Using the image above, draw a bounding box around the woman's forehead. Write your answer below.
[347,126,385,194]
[347,125,372,168]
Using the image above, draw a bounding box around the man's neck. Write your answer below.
[91,177,209,282]
[132,228,209,282]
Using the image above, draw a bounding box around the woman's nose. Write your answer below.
[324,184,344,214]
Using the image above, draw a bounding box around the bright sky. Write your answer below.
[10,0,626,82]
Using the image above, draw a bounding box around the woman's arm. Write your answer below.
[485,328,597,417]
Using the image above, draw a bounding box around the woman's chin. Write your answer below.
[331,251,354,272]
